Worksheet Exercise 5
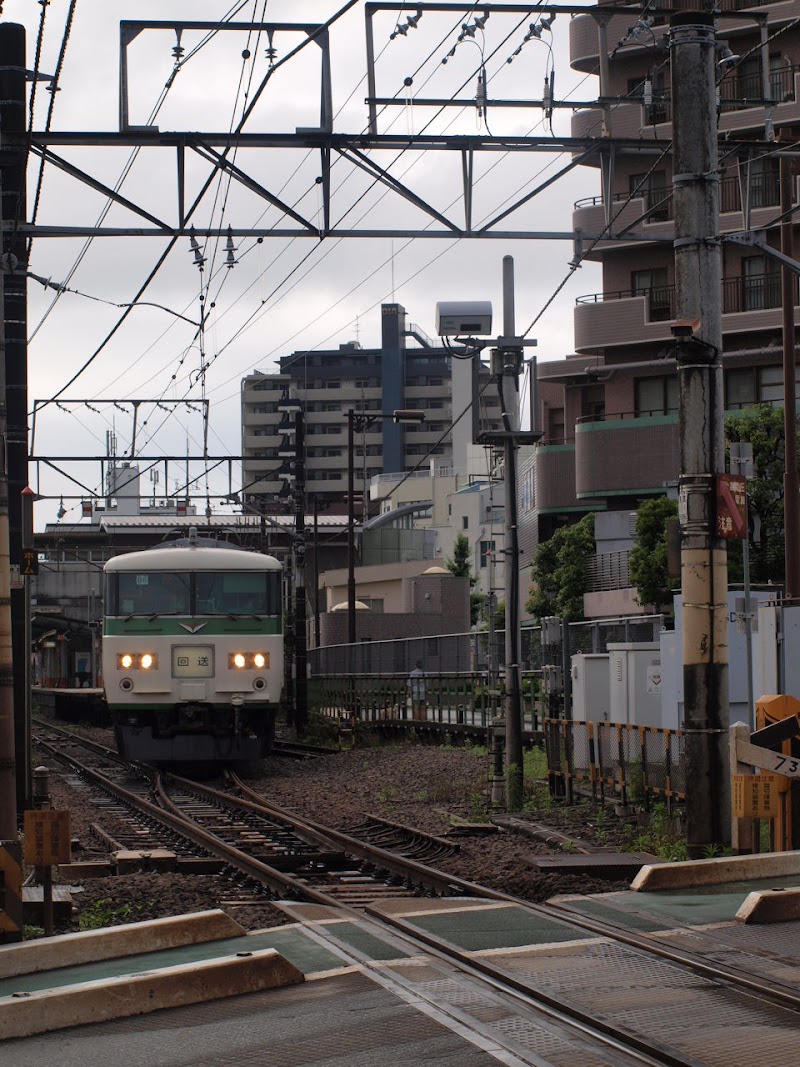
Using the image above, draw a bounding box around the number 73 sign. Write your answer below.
[736,738,800,778]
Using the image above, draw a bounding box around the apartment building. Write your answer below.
[522,2,800,586]
[240,302,504,511]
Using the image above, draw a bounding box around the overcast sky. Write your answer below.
[6,0,603,526]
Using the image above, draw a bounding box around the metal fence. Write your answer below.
[309,616,667,679]
[314,672,535,730]
[544,719,685,810]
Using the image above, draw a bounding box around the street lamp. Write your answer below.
[347,408,425,644]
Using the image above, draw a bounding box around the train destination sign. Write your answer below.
[172,644,215,678]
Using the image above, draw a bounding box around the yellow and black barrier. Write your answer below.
[0,840,22,943]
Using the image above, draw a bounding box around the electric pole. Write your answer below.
[671,12,730,854]
[0,23,30,812]
[498,257,524,809]
[293,410,308,735]
[0,174,22,942]
[780,145,800,601]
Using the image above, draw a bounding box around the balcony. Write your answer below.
[533,445,579,513]
[571,3,784,74]
[571,56,800,145]
[575,274,799,352]
[574,289,675,353]
[572,171,790,254]
[575,414,679,499]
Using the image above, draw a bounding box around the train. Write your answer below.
[101,531,284,764]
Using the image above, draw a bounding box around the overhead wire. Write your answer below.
[43,9,599,508]
[28,0,77,259]
[29,0,252,341]
[39,0,358,411]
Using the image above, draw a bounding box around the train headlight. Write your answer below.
[229,652,270,670]
[117,652,158,670]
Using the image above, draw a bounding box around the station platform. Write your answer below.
[1,853,799,1066]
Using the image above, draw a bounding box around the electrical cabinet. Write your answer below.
[570,653,610,723]
[607,643,662,727]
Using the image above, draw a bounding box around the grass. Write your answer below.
[624,803,688,862]
[78,898,151,930]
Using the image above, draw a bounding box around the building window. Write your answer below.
[748,155,780,209]
[725,369,756,409]
[462,515,469,530]
[629,170,669,221]
[632,267,671,321]
[359,597,384,613]
[742,255,781,311]
[479,540,496,568]
[581,384,605,420]
[628,72,667,124]
[546,406,565,443]
[635,375,678,416]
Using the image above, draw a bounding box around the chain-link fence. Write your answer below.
[545,719,685,810]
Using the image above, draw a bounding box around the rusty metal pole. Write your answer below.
[780,150,800,601]
[671,12,730,855]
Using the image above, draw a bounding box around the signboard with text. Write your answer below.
[732,774,780,819]
[716,474,747,540]
[23,810,72,866]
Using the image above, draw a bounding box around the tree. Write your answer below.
[725,403,797,585]
[628,496,679,610]
[447,532,472,578]
[446,532,484,625]
[526,514,595,621]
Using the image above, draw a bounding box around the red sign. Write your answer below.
[716,474,747,540]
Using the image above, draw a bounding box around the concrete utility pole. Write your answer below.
[671,12,730,855]
[0,23,30,812]
[0,183,17,841]
[780,147,800,601]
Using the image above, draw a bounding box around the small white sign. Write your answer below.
[646,665,662,694]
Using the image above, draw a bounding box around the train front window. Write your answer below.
[117,572,192,617]
[195,571,280,616]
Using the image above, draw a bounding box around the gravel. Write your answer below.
[35,734,641,936]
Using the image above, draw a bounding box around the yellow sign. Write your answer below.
[23,810,72,866]
[732,774,780,819]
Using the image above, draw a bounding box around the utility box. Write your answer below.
[608,643,662,727]
[571,653,610,723]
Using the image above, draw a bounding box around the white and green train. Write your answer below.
[102,533,283,764]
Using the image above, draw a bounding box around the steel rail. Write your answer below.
[229,772,800,1015]
[36,725,800,1024]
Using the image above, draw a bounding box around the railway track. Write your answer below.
[29,722,800,1066]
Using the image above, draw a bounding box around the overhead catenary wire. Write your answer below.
[38,11,605,508]
[39,0,362,408]
[29,0,253,341]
